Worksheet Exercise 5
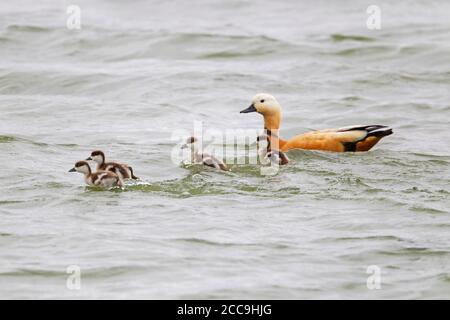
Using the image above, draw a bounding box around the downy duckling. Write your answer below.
[256,133,270,160]
[257,134,289,165]
[86,150,139,180]
[69,161,123,188]
[181,136,229,171]
[265,150,289,166]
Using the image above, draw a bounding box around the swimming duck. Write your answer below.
[256,134,289,165]
[265,150,290,166]
[69,161,123,188]
[86,150,139,180]
[241,93,393,152]
[181,136,229,171]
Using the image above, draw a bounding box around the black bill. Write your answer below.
[240,104,257,113]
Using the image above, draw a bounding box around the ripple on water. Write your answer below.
[0,265,149,279]
[0,135,18,143]
[408,205,448,215]
[6,25,52,33]
[330,34,376,42]
[0,232,14,237]
[334,45,396,57]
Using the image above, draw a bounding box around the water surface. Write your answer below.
[0,0,449,299]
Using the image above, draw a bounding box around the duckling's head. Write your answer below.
[265,150,289,165]
[181,136,198,149]
[240,93,281,116]
[86,150,105,164]
[69,161,91,174]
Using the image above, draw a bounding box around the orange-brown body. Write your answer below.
[276,129,388,152]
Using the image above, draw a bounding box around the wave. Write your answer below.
[1,23,304,62]
[6,24,52,33]
[0,265,147,278]
[0,135,18,143]
[330,34,376,42]
[0,135,47,147]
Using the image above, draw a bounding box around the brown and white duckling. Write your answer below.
[86,150,139,180]
[69,161,123,188]
[265,150,289,165]
[181,136,229,171]
[257,134,289,165]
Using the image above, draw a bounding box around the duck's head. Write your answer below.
[240,93,281,116]
[69,161,91,174]
[240,93,281,129]
[86,150,105,164]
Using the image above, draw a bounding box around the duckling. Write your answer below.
[241,93,393,152]
[69,161,123,188]
[181,136,229,171]
[257,134,289,165]
[86,150,139,180]
[265,150,290,166]
[256,133,270,160]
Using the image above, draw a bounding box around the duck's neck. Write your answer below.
[263,113,286,150]
[266,130,286,150]
[263,113,280,131]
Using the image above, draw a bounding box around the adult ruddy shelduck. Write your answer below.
[240,93,393,152]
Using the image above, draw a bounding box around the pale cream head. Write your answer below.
[240,93,282,130]
[251,93,281,115]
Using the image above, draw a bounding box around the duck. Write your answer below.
[181,136,229,171]
[265,150,290,166]
[256,133,289,165]
[69,161,123,188]
[241,93,393,152]
[86,150,139,180]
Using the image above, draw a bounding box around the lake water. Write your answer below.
[0,0,449,299]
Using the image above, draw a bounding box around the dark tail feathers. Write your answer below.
[366,127,393,138]
[338,124,393,138]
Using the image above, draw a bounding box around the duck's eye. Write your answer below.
[260,99,265,103]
